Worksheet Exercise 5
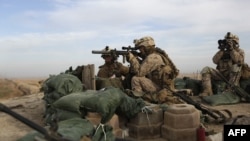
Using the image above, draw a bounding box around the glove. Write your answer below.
[227,40,234,51]
[126,52,135,62]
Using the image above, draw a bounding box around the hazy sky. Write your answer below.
[1,0,250,78]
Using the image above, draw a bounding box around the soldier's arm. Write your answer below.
[230,48,245,64]
[212,50,224,64]
[136,54,164,77]
[116,62,130,76]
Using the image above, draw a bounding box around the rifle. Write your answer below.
[92,46,129,63]
[164,86,232,123]
[0,103,71,141]
[122,46,143,60]
[213,69,250,102]
[122,46,138,51]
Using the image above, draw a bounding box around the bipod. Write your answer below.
[0,103,72,141]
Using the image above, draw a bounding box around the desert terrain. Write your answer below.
[0,77,250,141]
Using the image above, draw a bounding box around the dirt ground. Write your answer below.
[0,78,250,141]
[0,93,45,141]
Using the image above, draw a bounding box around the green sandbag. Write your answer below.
[174,78,186,89]
[51,87,145,124]
[42,73,83,105]
[92,124,116,141]
[57,118,95,140]
[44,108,82,124]
[18,118,95,141]
[174,77,202,95]
[52,90,97,114]
[202,91,241,106]
[184,77,202,96]
[240,79,250,90]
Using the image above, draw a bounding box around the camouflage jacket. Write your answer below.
[213,48,245,73]
[129,52,174,88]
[97,62,129,78]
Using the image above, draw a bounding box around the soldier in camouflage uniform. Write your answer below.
[200,32,245,96]
[126,36,181,104]
[97,47,129,78]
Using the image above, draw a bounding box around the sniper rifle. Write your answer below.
[92,46,139,63]
[121,46,139,51]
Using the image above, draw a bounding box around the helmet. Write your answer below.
[133,36,155,48]
[224,32,239,44]
[101,46,112,58]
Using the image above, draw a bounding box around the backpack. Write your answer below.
[155,47,179,78]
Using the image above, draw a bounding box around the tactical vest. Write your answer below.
[217,51,233,75]
[152,47,179,89]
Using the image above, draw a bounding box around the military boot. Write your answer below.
[200,73,213,96]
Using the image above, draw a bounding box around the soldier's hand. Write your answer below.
[126,52,135,62]
[227,40,234,51]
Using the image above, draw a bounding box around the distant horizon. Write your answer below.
[0,65,205,79]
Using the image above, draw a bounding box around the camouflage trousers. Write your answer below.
[131,76,183,104]
[131,76,160,93]
[140,88,184,104]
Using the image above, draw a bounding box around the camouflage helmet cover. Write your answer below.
[101,46,112,58]
[133,36,155,47]
[224,32,239,44]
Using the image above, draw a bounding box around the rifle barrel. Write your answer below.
[92,51,107,54]
[92,50,128,55]
[0,103,72,141]
[0,103,47,135]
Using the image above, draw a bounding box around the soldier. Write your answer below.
[97,47,129,78]
[200,32,245,96]
[126,36,180,104]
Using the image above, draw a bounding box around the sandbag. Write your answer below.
[92,124,116,141]
[44,108,82,124]
[42,73,83,105]
[50,87,146,124]
[174,78,186,89]
[202,91,241,106]
[240,79,250,91]
[184,77,202,96]
[174,77,202,95]
[18,118,95,141]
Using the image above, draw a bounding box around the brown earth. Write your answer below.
[0,78,250,141]
[0,78,45,141]
[0,78,43,100]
